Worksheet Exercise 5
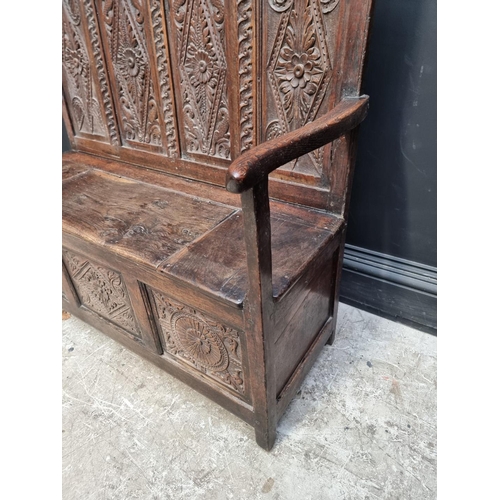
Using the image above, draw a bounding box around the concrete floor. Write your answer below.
[62,303,437,499]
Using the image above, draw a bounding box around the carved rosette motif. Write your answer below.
[151,291,245,396]
[63,250,140,337]
[62,0,107,138]
[173,0,231,159]
[102,0,162,145]
[267,0,338,175]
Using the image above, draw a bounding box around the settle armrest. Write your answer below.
[226,96,369,194]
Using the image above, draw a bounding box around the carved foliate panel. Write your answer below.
[265,0,340,180]
[98,0,177,152]
[63,250,141,337]
[168,0,231,160]
[62,0,117,143]
[151,290,245,396]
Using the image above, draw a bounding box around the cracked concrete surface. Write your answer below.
[62,303,437,499]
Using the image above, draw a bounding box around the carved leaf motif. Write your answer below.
[63,2,106,137]
[102,0,162,146]
[268,0,333,175]
[174,0,231,158]
[63,250,140,337]
[265,120,283,141]
[151,291,245,396]
[274,4,324,129]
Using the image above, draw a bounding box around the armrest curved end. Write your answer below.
[226,168,245,194]
[226,155,266,193]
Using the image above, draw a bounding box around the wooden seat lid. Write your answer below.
[63,158,344,307]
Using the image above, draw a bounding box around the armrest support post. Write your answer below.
[232,99,369,447]
[240,179,277,449]
[241,179,273,307]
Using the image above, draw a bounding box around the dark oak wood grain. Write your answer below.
[164,210,342,306]
[62,0,373,450]
[63,169,235,267]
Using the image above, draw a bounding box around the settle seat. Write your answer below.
[62,0,373,450]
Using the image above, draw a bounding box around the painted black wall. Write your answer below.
[341,0,437,332]
[349,0,436,266]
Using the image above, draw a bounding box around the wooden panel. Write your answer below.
[165,212,248,305]
[274,248,334,394]
[276,315,334,418]
[62,169,235,267]
[262,0,343,187]
[95,0,179,154]
[165,0,231,162]
[63,1,372,210]
[149,290,249,400]
[272,234,340,341]
[62,248,142,339]
[62,0,119,145]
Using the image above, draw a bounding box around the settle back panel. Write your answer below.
[63,0,372,210]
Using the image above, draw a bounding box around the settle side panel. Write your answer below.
[273,236,337,396]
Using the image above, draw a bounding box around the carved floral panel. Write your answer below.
[99,0,167,149]
[63,250,141,337]
[169,0,231,159]
[151,290,245,396]
[266,0,339,178]
[62,0,115,142]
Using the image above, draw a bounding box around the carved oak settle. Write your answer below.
[62,0,373,449]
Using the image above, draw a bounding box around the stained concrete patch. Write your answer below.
[62,303,437,499]
[261,477,274,493]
